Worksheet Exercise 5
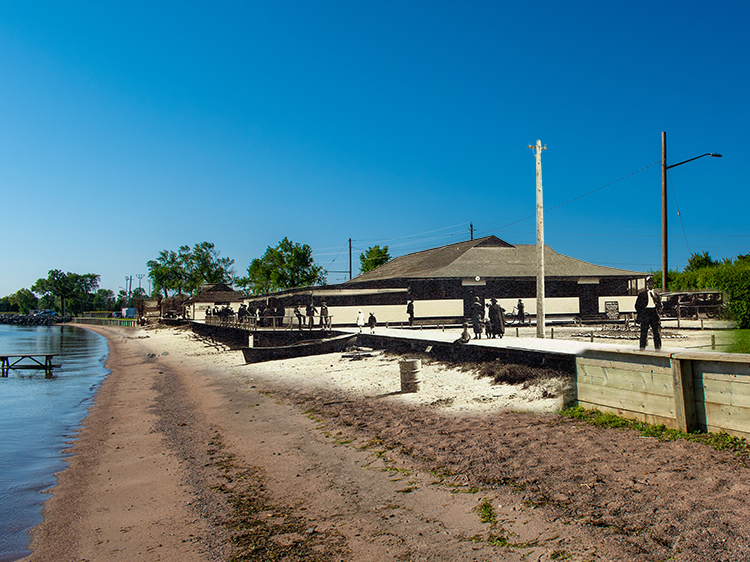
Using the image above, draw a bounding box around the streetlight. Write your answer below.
[661,131,722,292]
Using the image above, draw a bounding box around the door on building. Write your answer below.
[578,284,599,317]
[463,290,485,320]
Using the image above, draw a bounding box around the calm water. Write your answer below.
[0,324,109,561]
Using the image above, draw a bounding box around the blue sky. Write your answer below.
[1,1,747,297]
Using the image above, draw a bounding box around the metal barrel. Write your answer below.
[399,359,422,393]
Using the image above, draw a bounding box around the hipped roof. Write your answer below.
[348,236,643,282]
[186,283,247,303]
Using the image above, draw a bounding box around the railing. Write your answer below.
[73,317,139,327]
[204,315,333,330]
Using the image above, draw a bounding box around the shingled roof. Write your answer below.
[187,283,247,303]
[347,236,642,283]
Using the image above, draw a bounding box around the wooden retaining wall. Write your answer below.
[576,349,750,439]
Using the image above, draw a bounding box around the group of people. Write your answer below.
[205,305,240,320]
[293,301,330,330]
[355,309,377,333]
[470,296,506,339]
[205,300,330,330]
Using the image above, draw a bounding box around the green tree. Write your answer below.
[183,241,236,293]
[0,296,18,313]
[37,294,56,311]
[70,273,100,315]
[92,288,116,311]
[359,245,391,273]
[10,289,38,314]
[147,249,187,298]
[116,289,130,309]
[239,238,326,294]
[31,269,76,316]
[147,242,235,297]
[685,251,717,272]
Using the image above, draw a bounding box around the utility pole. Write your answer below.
[529,140,547,338]
[662,131,668,292]
[349,238,352,280]
[469,222,474,240]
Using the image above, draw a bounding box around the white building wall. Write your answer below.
[598,295,637,314]
[328,299,464,326]
[494,297,580,315]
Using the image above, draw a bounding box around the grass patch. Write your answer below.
[560,406,750,461]
[728,329,750,354]
[475,498,498,527]
[486,533,509,546]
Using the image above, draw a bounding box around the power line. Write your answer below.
[478,160,661,235]
[668,172,691,256]
[354,222,471,243]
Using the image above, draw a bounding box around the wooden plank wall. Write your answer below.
[575,349,750,440]
[691,357,750,438]
[576,351,676,427]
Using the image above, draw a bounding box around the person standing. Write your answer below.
[406,299,415,326]
[470,296,484,339]
[368,312,377,333]
[488,298,505,338]
[319,301,329,329]
[294,304,304,330]
[306,301,317,330]
[517,299,525,325]
[635,276,663,350]
[356,309,365,333]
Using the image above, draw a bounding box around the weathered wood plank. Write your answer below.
[672,358,697,433]
[577,381,676,416]
[674,350,750,364]
[576,356,672,376]
[577,365,673,396]
[695,377,750,406]
[575,401,677,428]
[695,401,750,436]
[692,359,750,381]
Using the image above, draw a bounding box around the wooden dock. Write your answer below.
[0,354,60,378]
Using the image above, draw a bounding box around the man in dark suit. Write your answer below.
[635,276,663,350]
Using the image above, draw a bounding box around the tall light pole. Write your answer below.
[661,132,722,291]
[529,139,547,338]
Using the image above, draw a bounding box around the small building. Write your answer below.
[185,283,247,321]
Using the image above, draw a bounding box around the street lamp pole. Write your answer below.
[661,131,722,292]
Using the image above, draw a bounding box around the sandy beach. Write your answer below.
[23,322,750,562]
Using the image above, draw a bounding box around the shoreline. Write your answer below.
[22,323,750,561]
[22,324,211,562]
